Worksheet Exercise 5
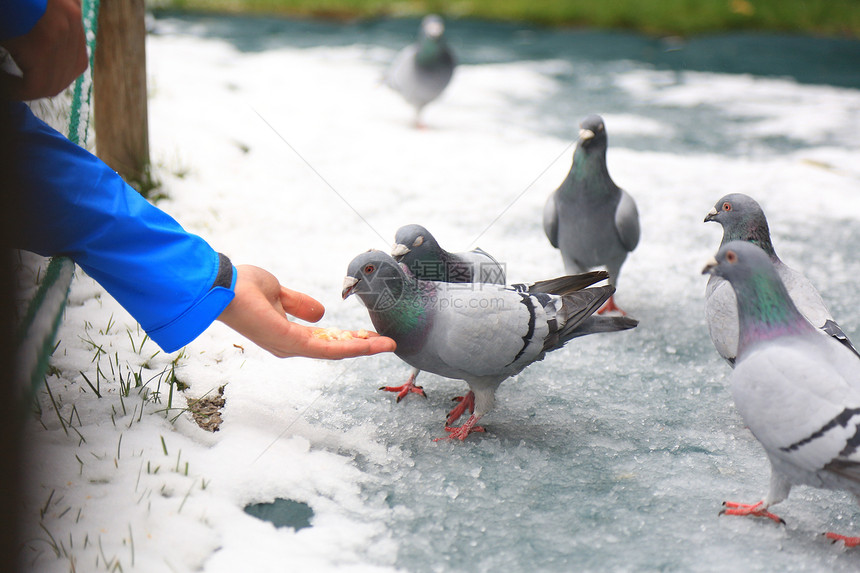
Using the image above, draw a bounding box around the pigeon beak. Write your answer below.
[702,256,719,276]
[704,207,718,223]
[579,128,595,142]
[342,276,360,299]
[390,243,410,260]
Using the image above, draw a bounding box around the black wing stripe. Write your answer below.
[780,407,860,453]
[506,294,536,367]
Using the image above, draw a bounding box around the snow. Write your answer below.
[19,14,860,573]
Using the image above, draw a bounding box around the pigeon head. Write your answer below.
[343,250,413,312]
[391,224,437,260]
[703,241,811,349]
[577,114,607,149]
[704,193,776,258]
[702,240,774,284]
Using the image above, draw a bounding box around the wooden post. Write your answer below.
[93,0,150,185]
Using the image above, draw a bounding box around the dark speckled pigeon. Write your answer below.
[544,114,640,315]
[342,250,637,440]
[392,224,505,285]
[384,224,507,406]
[702,241,860,547]
[704,193,858,367]
[384,15,456,127]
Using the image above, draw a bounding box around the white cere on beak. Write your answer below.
[424,20,444,38]
[702,256,719,275]
[579,128,595,141]
[391,243,410,258]
[708,207,718,217]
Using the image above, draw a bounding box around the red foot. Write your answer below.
[719,501,785,525]
[597,294,626,315]
[825,532,860,548]
[379,375,426,403]
[433,414,485,441]
[446,391,475,425]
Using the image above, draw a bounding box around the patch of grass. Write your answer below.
[150,0,860,37]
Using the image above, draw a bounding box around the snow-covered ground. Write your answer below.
[18,14,860,572]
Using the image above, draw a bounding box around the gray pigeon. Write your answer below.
[544,114,640,315]
[703,241,860,547]
[704,193,858,367]
[343,250,638,440]
[385,224,507,407]
[384,15,456,127]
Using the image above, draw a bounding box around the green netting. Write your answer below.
[17,0,101,400]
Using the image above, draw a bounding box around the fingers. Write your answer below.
[280,286,325,323]
[298,333,397,360]
[266,323,395,360]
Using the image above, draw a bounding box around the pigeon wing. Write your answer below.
[543,191,560,249]
[614,189,640,252]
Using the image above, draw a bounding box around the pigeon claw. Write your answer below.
[596,294,626,316]
[433,414,485,442]
[824,532,860,548]
[379,381,426,403]
[719,501,785,525]
[446,391,476,425]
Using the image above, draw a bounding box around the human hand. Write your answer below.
[1,0,88,100]
[217,265,396,359]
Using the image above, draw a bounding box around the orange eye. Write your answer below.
[726,250,737,263]
[723,202,732,212]
[363,264,375,274]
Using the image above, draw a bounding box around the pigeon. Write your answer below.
[392,224,506,285]
[342,250,638,440]
[704,193,858,367]
[702,241,860,548]
[384,15,456,127]
[543,114,640,315]
[385,224,507,405]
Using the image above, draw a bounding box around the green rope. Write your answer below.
[18,0,101,398]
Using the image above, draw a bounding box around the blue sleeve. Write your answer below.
[1,0,48,40]
[7,102,236,352]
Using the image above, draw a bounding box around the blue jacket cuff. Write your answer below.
[147,264,237,353]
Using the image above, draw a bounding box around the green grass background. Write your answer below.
[150,0,860,37]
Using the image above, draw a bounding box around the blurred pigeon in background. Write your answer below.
[704,193,858,367]
[702,241,860,548]
[384,224,507,406]
[343,250,637,440]
[384,14,456,127]
[544,114,640,315]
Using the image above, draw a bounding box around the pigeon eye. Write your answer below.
[723,202,732,212]
[363,264,375,274]
[726,250,737,264]
[413,236,424,247]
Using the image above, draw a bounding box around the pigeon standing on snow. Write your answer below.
[383,224,507,405]
[342,250,637,440]
[544,114,640,315]
[702,241,860,548]
[704,193,858,366]
[384,15,456,127]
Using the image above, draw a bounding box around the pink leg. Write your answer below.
[824,532,860,548]
[719,501,785,525]
[379,370,426,403]
[446,391,475,425]
[597,294,626,315]
[433,414,486,442]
